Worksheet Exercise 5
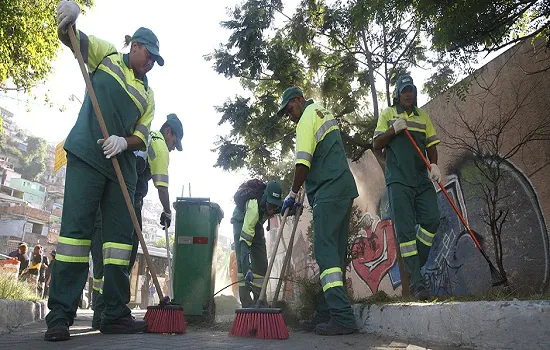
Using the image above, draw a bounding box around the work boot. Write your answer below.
[314,319,358,336]
[44,321,70,342]
[99,314,147,334]
[91,314,101,330]
[411,284,431,301]
[300,317,330,332]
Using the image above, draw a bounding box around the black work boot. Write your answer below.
[411,284,431,301]
[314,319,358,336]
[44,321,70,342]
[91,311,101,330]
[99,314,147,334]
[301,317,330,332]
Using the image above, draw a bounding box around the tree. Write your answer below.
[0,0,93,92]
[15,136,47,181]
[207,0,435,177]
[407,0,550,96]
[440,73,550,283]
[152,233,175,250]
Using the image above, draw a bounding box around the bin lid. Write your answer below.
[174,197,224,224]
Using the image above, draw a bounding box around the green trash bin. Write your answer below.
[172,197,224,321]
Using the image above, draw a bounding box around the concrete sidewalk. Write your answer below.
[0,310,456,350]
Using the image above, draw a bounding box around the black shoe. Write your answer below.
[91,312,102,330]
[99,315,148,334]
[314,319,358,336]
[300,318,329,332]
[44,323,70,342]
[411,284,431,301]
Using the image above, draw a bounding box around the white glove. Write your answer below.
[429,163,441,183]
[392,117,407,133]
[56,1,81,32]
[97,135,128,159]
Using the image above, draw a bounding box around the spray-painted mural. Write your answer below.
[350,157,549,297]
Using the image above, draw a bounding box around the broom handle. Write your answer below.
[403,130,483,251]
[273,190,304,303]
[164,226,173,298]
[68,28,164,300]
[258,207,291,304]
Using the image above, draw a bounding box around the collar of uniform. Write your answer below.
[123,53,149,90]
[395,103,419,116]
[301,99,314,117]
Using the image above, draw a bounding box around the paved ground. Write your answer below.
[0,310,462,350]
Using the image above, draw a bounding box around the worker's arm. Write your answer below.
[427,145,438,165]
[157,186,171,215]
[291,164,309,193]
[373,108,398,150]
[372,127,397,150]
[125,136,146,152]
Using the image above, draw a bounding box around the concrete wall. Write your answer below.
[270,39,550,301]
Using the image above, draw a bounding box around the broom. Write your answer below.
[404,129,507,286]
[229,206,292,339]
[67,28,185,333]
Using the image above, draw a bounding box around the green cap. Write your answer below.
[264,181,283,207]
[276,86,304,117]
[396,75,415,92]
[131,27,164,66]
[166,113,183,151]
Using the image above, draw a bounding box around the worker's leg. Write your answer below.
[313,199,357,333]
[388,183,426,297]
[91,209,105,329]
[99,178,145,333]
[233,223,253,307]
[415,181,440,268]
[45,154,105,340]
[250,223,268,303]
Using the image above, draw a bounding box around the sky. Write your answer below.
[0,0,504,240]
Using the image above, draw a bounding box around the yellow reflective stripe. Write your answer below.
[314,118,339,143]
[103,242,132,250]
[104,258,129,266]
[251,274,265,288]
[93,278,104,293]
[320,267,343,292]
[417,226,436,247]
[56,254,89,263]
[103,242,132,266]
[295,151,313,163]
[400,240,418,257]
[58,236,91,246]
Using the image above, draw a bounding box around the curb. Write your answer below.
[354,300,550,349]
[0,299,48,334]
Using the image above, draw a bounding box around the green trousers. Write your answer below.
[91,201,141,325]
[46,154,135,327]
[312,199,357,329]
[232,221,268,308]
[387,181,440,290]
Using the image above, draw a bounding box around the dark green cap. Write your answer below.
[131,27,164,66]
[276,86,304,117]
[166,113,183,151]
[264,181,283,207]
[396,75,415,92]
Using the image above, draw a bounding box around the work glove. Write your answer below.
[392,117,407,133]
[245,269,254,283]
[281,190,298,216]
[56,0,80,32]
[97,135,128,159]
[429,163,441,183]
[160,211,172,229]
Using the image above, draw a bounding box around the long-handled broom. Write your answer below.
[404,130,507,286]
[229,207,291,339]
[273,190,304,303]
[67,28,185,333]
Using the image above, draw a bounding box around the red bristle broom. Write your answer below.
[67,28,185,334]
[229,192,302,340]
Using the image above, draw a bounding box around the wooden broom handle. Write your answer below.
[258,206,291,304]
[67,28,164,300]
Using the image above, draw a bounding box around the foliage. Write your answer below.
[0,0,94,92]
[208,0,436,177]
[151,233,175,250]
[14,136,47,181]
[0,272,39,301]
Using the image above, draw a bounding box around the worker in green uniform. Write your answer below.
[278,87,359,336]
[90,114,183,329]
[46,0,163,341]
[373,75,441,300]
[230,181,283,307]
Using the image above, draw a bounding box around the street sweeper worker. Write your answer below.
[231,180,283,307]
[372,74,441,300]
[46,1,163,341]
[278,86,359,336]
[90,114,183,330]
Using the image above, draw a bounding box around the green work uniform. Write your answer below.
[295,100,359,329]
[374,105,440,290]
[91,130,169,325]
[46,30,154,328]
[230,198,269,307]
